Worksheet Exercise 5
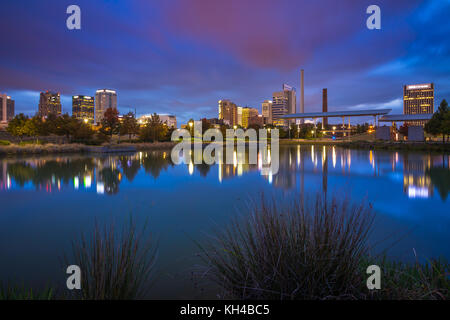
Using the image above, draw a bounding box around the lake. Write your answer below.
[0,145,449,298]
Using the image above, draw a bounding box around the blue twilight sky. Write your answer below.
[0,0,449,125]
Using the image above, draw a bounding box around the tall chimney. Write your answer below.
[300,69,304,124]
[322,88,328,128]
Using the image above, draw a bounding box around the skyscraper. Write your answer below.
[272,84,296,127]
[403,83,434,126]
[241,107,258,128]
[95,89,117,124]
[72,95,95,124]
[38,91,61,117]
[262,100,272,125]
[0,93,14,123]
[218,99,238,126]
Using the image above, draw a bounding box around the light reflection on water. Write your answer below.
[0,146,449,298]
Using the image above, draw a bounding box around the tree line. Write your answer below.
[6,108,174,144]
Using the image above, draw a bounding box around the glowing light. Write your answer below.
[332,147,336,168]
[96,182,105,194]
[188,161,194,175]
[407,186,429,198]
[74,177,79,189]
[84,175,92,188]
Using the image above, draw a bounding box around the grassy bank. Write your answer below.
[280,139,450,152]
[0,141,176,156]
[339,140,450,152]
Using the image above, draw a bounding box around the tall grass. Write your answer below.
[0,283,54,300]
[364,256,450,300]
[198,194,375,300]
[66,217,157,300]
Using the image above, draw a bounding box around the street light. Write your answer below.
[233,125,237,130]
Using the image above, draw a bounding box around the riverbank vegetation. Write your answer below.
[66,218,157,300]
[1,194,449,300]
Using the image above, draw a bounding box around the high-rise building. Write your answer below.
[38,91,61,117]
[95,89,117,124]
[262,100,272,125]
[272,91,288,127]
[72,95,95,124]
[237,106,243,127]
[241,107,259,128]
[403,83,434,126]
[272,85,296,127]
[218,99,238,126]
[0,93,14,123]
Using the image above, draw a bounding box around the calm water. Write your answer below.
[0,146,449,298]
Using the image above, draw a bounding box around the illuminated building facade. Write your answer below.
[262,100,272,125]
[95,89,117,124]
[72,95,95,124]
[272,84,296,127]
[38,91,61,117]
[0,93,14,123]
[403,83,434,126]
[218,99,238,126]
[241,107,258,128]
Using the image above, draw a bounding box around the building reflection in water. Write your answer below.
[0,147,448,200]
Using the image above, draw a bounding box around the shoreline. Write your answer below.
[0,139,448,157]
[0,142,176,157]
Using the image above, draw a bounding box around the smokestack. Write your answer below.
[300,69,304,113]
[300,69,304,124]
[322,88,328,128]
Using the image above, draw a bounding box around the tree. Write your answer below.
[399,123,408,138]
[70,119,95,143]
[139,113,168,142]
[22,117,40,141]
[120,112,139,141]
[7,114,28,141]
[101,107,120,138]
[425,99,450,143]
[54,114,74,140]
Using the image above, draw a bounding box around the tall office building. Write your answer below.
[38,91,61,117]
[272,84,296,127]
[218,99,238,126]
[0,93,14,123]
[95,89,117,124]
[241,107,258,128]
[237,106,243,127]
[403,83,434,125]
[72,95,95,124]
[262,100,272,125]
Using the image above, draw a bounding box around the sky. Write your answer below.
[1,0,450,125]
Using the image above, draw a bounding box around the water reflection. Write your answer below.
[0,147,449,201]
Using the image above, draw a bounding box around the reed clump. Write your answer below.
[67,218,157,300]
[198,194,375,299]
[198,194,450,300]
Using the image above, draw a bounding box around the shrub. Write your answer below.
[66,217,157,299]
[198,194,374,300]
[0,140,11,146]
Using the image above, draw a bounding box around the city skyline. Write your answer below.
[1,1,449,125]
